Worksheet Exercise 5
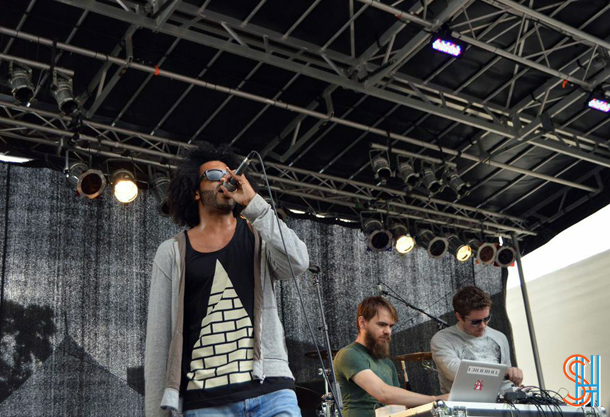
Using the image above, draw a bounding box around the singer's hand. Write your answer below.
[220,168,256,206]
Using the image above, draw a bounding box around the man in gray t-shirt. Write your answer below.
[430,286,523,394]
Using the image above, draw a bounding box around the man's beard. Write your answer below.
[364,331,391,359]
[200,189,234,213]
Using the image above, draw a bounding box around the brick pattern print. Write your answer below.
[186,260,254,390]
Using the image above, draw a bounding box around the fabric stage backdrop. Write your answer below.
[0,164,513,416]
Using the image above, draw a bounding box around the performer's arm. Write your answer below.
[352,370,447,407]
[430,333,461,383]
[222,169,309,279]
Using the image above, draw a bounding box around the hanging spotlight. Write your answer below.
[362,218,393,252]
[397,160,419,187]
[66,161,88,186]
[447,235,472,262]
[445,170,470,198]
[111,169,138,203]
[77,169,107,199]
[371,155,392,182]
[416,230,448,259]
[9,61,34,104]
[495,245,516,267]
[588,87,610,113]
[52,71,79,115]
[588,98,610,113]
[476,242,497,265]
[391,222,415,255]
[421,166,441,195]
[152,175,171,216]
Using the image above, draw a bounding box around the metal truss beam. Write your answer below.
[0,100,533,236]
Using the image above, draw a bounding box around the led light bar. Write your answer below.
[588,98,610,113]
[432,38,462,57]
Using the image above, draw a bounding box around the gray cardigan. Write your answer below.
[430,324,512,394]
[144,195,309,417]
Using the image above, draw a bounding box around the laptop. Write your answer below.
[448,360,508,403]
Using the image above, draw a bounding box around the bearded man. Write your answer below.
[334,296,447,417]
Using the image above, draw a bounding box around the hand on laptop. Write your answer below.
[436,394,450,402]
[506,367,523,386]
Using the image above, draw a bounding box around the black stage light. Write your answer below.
[476,242,497,265]
[421,167,441,195]
[391,223,415,255]
[371,154,392,182]
[152,175,171,216]
[495,245,516,267]
[397,160,418,187]
[52,72,79,115]
[77,169,107,199]
[417,230,448,259]
[9,62,34,104]
[447,235,472,262]
[363,218,393,252]
[445,171,469,198]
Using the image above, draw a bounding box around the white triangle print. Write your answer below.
[186,259,255,390]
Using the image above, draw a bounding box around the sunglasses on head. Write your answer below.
[199,169,228,183]
[463,315,491,326]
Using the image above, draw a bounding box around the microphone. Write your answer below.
[308,264,321,274]
[224,151,255,192]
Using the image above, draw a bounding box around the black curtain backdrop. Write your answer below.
[0,164,514,416]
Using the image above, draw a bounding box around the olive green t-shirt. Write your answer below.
[334,342,400,417]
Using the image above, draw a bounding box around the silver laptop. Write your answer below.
[448,360,508,403]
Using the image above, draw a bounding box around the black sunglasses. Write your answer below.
[463,315,491,326]
[199,169,228,183]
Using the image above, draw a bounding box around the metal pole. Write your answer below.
[510,233,545,389]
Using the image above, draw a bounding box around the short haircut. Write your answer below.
[453,286,492,318]
[356,296,398,333]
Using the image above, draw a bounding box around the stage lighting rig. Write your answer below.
[9,61,34,104]
[396,158,419,188]
[447,235,472,262]
[421,165,442,195]
[476,241,497,265]
[77,169,107,199]
[52,71,79,115]
[111,169,138,203]
[416,229,448,259]
[369,150,392,183]
[361,215,393,252]
[390,222,415,255]
[495,245,516,267]
[444,169,470,198]
[152,174,171,216]
[588,87,610,113]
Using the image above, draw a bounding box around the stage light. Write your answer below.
[111,169,138,203]
[0,152,33,164]
[362,218,393,252]
[52,72,79,115]
[397,161,418,187]
[152,175,170,216]
[495,245,516,267]
[416,230,448,259]
[445,171,469,198]
[447,235,472,262]
[476,242,497,265]
[371,154,392,181]
[9,62,34,104]
[588,98,610,113]
[431,38,462,57]
[66,162,88,186]
[421,167,441,195]
[77,169,106,199]
[391,223,415,254]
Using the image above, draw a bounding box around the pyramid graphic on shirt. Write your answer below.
[186,260,254,390]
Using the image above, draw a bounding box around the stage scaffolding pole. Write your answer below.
[511,233,546,389]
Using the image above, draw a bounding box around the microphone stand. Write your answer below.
[379,281,448,329]
[311,267,343,416]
